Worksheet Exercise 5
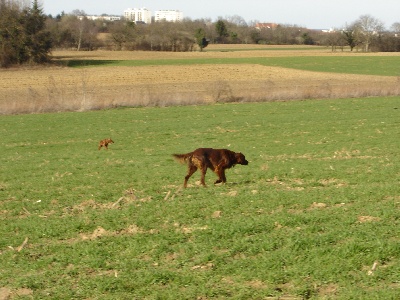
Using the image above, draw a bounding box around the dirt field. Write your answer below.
[1,46,399,114]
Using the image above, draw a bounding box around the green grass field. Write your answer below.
[1,97,399,299]
[66,55,400,77]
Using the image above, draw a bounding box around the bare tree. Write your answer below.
[323,31,346,51]
[225,15,247,27]
[391,22,400,33]
[59,12,99,50]
[353,15,384,52]
[108,21,136,50]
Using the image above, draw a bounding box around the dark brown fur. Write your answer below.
[98,138,114,150]
[173,148,248,187]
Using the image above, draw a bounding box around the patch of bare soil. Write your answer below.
[62,189,150,216]
[358,215,381,223]
[0,287,33,300]
[317,283,339,297]
[79,224,152,241]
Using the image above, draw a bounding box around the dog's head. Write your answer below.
[235,152,248,165]
[108,139,114,144]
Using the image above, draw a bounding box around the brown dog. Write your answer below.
[173,148,248,187]
[98,138,114,150]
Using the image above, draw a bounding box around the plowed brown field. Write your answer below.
[1,45,399,114]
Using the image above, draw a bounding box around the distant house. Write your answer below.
[154,10,183,22]
[255,23,278,30]
[78,15,121,21]
[103,16,121,21]
[321,28,336,33]
[124,7,152,24]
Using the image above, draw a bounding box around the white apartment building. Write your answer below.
[124,7,152,24]
[154,10,183,22]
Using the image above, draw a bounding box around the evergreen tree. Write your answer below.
[215,20,229,43]
[342,30,358,51]
[22,0,52,63]
[0,0,23,66]
[0,0,52,67]
[195,28,208,51]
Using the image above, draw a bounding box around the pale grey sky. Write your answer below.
[42,0,399,29]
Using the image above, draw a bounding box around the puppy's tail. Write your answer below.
[172,153,192,164]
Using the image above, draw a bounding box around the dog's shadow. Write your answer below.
[217,180,254,186]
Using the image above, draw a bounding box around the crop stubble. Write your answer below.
[1,48,399,114]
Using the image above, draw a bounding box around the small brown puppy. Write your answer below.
[173,148,248,187]
[98,138,114,150]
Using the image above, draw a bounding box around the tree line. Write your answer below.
[1,0,400,67]
[50,13,398,53]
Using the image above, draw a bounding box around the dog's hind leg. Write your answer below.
[190,156,207,187]
[184,165,197,188]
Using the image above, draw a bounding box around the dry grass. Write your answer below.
[1,46,400,114]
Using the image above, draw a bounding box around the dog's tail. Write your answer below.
[172,153,192,164]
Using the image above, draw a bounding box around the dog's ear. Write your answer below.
[234,152,242,162]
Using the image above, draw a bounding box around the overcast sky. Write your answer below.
[42,0,399,29]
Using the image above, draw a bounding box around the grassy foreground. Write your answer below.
[0,97,399,299]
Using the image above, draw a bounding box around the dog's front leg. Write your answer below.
[214,173,226,184]
[214,167,222,184]
[200,167,207,187]
[214,162,227,184]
